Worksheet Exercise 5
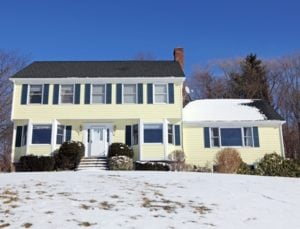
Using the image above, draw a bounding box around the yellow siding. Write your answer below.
[12,83,182,120]
[28,145,52,156]
[183,125,283,166]
[142,144,165,160]
[14,147,26,161]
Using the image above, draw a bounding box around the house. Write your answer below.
[10,48,285,168]
[10,48,184,163]
[183,99,285,166]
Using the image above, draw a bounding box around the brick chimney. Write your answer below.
[173,47,184,70]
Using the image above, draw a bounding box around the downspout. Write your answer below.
[279,123,285,158]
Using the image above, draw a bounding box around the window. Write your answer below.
[92,84,105,104]
[154,84,168,103]
[21,125,28,146]
[133,124,138,145]
[210,128,220,147]
[123,84,137,103]
[244,127,253,147]
[29,85,43,104]
[221,128,242,146]
[56,125,65,144]
[60,85,74,104]
[32,125,52,144]
[168,124,173,144]
[144,124,163,143]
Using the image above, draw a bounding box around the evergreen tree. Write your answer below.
[229,54,271,103]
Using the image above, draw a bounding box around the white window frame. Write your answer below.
[143,123,163,144]
[31,124,52,145]
[56,125,66,145]
[91,84,106,104]
[28,84,43,104]
[168,124,174,144]
[209,127,255,148]
[60,84,75,104]
[153,84,168,104]
[123,84,137,104]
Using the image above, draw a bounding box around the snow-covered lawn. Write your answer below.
[0,171,299,229]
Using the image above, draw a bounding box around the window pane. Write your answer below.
[93,85,105,94]
[124,95,136,103]
[211,128,219,137]
[61,95,73,103]
[155,85,167,93]
[168,124,173,144]
[61,85,73,94]
[56,125,64,144]
[212,138,220,147]
[133,124,138,145]
[32,125,52,144]
[61,85,74,104]
[124,84,136,94]
[155,94,167,103]
[92,95,105,103]
[30,85,42,104]
[221,128,242,146]
[144,124,163,143]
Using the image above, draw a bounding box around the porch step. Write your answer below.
[77,157,108,171]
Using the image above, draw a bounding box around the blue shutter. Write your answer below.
[138,83,143,104]
[147,84,153,104]
[85,84,91,104]
[66,126,72,141]
[15,126,22,147]
[106,84,112,104]
[253,127,260,147]
[168,83,174,104]
[43,84,49,104]
[204,127,210,148]
[75,84,80,104]
[175,125,181,146]
[116,84,122,104]
[125,125,132,146]
[53,84,59,104]
[21,84,28,105]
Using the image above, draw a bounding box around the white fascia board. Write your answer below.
[10,77,184,84]
[183,120,285,127]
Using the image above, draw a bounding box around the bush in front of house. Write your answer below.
[19,155,55,171]
[108,143,134,159]
[108,156,133,170]
[55,141,85,170]
[214,148,243,173]
[255,153,300,177]
[184,164,212,173]
[135,161,171,171]
[168,150,185,171]
[237,162,257,175]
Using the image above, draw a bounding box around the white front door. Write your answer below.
[90,127,107,157]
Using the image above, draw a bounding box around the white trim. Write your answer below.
[51,119,57,152]
[143,123,164,144]
[30,123,52,146]
[26,120,32,155]
[11,125,16,163]
[11,83,15,121]
[10,77,184,84]
[183,120,285,127]
[279,124,285,158]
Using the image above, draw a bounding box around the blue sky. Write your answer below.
[1,0,300,76]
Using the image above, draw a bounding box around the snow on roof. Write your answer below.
[183,99,267,122]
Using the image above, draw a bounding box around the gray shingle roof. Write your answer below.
[11,61,185,78]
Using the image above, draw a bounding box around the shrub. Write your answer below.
[214,148,242,173]
[256,153,300,177]
[237,162,257,175]
[19,155,55,171]
[168,150,185,171]
[135,162,170,171]
[184,164,212,173]
[108,143,134,159]
[55,141,85,170]
[108,156,133,170]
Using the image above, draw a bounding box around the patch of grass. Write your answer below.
[0,223,10,228]
[78,221,97,227]
[57,192,72,196]
[80,204,91,210]
[110,195,119,199]
[22,223,33,228]
[192,205,212,215]
[89,199,97,203]
[99,201,114,210]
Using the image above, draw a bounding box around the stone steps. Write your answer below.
[77,157,108,171]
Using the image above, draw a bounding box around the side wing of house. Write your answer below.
[183,122,285,167]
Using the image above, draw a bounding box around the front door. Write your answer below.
[90,127,107,157]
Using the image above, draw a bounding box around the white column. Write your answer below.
[163,118,168,160]
[11,124,16,163]
[279,124,285,158]
[26,119,32,155]
[139,119,143,161]
[51,119,57,153]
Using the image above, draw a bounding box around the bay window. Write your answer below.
[144,124,163,143]
[32,125,52,144]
